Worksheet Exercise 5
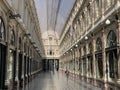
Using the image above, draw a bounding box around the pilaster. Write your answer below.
[116,13,120,82]
[92,35,96,85]
[102,28,108,90]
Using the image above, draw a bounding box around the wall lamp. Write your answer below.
[85,36,88,40]
[105,19,111,25]
[75,44,78,47]
[9,13,21,19]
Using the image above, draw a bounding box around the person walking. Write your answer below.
[65,69,69,82]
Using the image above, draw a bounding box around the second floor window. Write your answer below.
[10,30,15,46]
[0,18,5,40]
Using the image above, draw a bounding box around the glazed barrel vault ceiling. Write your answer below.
[35,0,76,39]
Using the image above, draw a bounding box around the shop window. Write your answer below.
[107,30,117,48]
[0,17,5,40]
[83,59,86,75]
[106,30,118,79]
[10,30,15,46]
[107,50,118,78]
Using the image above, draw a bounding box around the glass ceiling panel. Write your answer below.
[35,0,76,37]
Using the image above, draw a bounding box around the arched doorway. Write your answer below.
[0,17,6,89]
[106,30,118,80]
[87,42,93,77]
[18,37,23,88]
[95,37,103,79]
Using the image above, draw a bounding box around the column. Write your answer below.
[81,47,84,80]
[5,24,11,89]
[22,37,25,89]
[92,36,96,85]
[86,42,89,78]
[16,24,19,90]
[102,29,108,90]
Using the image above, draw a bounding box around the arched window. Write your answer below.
[87,3,91,26]
[96,37,103,78]
[106,0,112,7]
[0,17,5,40]
[83,46,86,56]
[96,38,102,51]
[76,20,80,37]
[89,42,92,53]
[24,43,26,53]
[19,37,22,50]
[106,31,118,79]
[88,42,93,76]
[107,30,117,48]
[94,0,100,18]
[49,37,52,41]
[10,30,15,46]
[82,12,86,31]
[104,0,113,11]
[49,50,52,55]
[79,48,81,56]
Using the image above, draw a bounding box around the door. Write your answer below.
[0,44,6,89]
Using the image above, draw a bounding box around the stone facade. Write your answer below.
[60,0,120,90]
[0,0,44,90]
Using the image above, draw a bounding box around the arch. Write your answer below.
[96,38,103,78]
[106,30,118,79]
[96,37,102,51]
[107,30,117,48]
[10,30,15,46]
[0,17,6,41]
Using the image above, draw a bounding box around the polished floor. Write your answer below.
[23,70,102,90]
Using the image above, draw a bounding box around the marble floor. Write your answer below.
[22,71,102,90]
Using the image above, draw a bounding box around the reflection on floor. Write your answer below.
[22,71,102,90]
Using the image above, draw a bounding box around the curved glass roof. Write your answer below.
[35,0,76,38]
